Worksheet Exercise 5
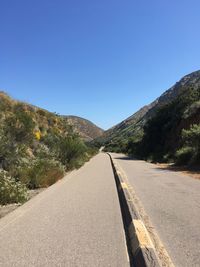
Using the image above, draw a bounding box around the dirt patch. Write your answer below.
[156,163,200,180]
[0,188,45,219]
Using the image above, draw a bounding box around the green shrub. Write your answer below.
[103,139,128,153]
[85,144,98,158]
[58,136,87,169]
[0,170,28,205]
[19,158,65,189]
[0,130,27,175]
[5,110,35,144]
[175,146,194,165]
[176,124,200,166]
[43,132,88,169]
[182,124,200,148]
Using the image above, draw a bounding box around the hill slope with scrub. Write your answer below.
[65,115,103,141]
[101,70,200,166]
[0,92,98,204]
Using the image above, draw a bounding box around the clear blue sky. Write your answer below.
[1,0,200,129]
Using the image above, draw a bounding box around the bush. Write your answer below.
[175,124,200,166]
[43,133,88,169]
[85,143,98,158]
[175,146,194,165]
[103,139,128,153]
[19,158,65,189]
[58,136,87,169]
[182,124,200,149]
[126,132,143,157]
[0,130,27,175]
[0,170,28,205]
[5,110,35,144]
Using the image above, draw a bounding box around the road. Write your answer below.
[111,153,200,267]
[0,153,129,267]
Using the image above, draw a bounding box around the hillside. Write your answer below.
[101,70,200,145]
[0,92,103,141]
[64,116,103,141]
[0,92,98,205]
[102,70,200,165]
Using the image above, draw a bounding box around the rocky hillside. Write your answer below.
[101,70,200,144]
[64,116,103,141]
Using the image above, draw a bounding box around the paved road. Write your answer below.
[111,153,200,267]
[0,153,129,267]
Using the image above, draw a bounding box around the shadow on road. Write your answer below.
[114,155,200,180]
[152,164,200,179]
[114,156,140,161]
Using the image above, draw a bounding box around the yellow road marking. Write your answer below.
[121,182,128,189]
[133,219,154,248]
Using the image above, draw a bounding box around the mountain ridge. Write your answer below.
[101,70,200,144]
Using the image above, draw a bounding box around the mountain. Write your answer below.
[101,70,200,145]
[64,116,103,141]
[101,70,200,165]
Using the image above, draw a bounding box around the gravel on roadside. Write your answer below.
[0,188,45,219]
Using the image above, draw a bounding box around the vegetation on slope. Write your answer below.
[65,116,103,141]
[102,70,200,167]
[129,85,200,163]
[0,92,98,204]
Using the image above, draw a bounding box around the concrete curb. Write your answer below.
[108,153,162,267]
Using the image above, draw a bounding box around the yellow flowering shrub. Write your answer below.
[35,131,41,140]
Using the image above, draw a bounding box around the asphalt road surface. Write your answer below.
[111,153,200,267]
[0,153,129,267]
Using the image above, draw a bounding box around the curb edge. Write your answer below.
[108,153,162,267]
